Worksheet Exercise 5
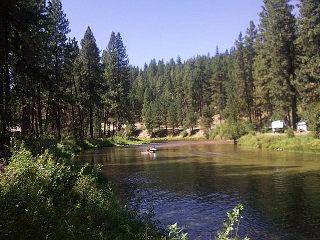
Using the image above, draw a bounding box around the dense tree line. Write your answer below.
[134,0,320,135]
[0,0,131,144]
[1,0,320,144]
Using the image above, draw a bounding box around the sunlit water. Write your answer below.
[74,141,320,239]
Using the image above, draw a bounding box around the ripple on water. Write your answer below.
[76,142,320,239]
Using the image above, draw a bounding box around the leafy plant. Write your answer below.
[0,147,161,240]
[225,121,248,143]
[209,126,221,140]
[180,129,188,138]
[168,222,188,240]
[286,129,295,138]
[215,204,249,240]
[303,102,320,138]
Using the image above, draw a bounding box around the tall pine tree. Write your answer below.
[46,0,70,139]
[254,0,297,127]
[296,0,320,104]
[102,32,130,135]
[74,27,101,139]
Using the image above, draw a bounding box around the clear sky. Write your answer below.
[62,0,264,68]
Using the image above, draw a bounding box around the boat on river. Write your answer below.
[141,147,158,154]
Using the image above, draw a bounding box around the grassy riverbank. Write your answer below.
[18,137,149,160]
[0,137,162,240]
[238,132,320,153]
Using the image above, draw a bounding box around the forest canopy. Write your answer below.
[1,0,320,144]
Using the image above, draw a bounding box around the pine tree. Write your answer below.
[74,27,101,138]
[254,0,297,126]
[46,0,70,139]
[129,71,145,124]
[168,101,178,134]
[102,32,130,135]
[211,47,228,123]
[296,0,320,104]
[0,0,46,142]
[65,38,79,138]
[244,21,257,120]
[233,28,256,122]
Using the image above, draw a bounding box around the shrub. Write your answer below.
[0,148,159,240]
[180,130,188,138]
[303,102,320,138]
[209,127,221,140]
[225,120,248,142]
[248,131,257,136]
[286,129,295,138]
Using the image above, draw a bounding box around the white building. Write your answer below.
[296,121,308,132]
[271,120,285,133]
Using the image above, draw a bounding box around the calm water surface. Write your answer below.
[75,141,320,239]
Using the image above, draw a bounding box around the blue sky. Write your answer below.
[62,0,264,68]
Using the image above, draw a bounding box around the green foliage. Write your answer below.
[238,133,320,153]
[22,137,114,158]
[209,126,221,140]
[74,26,101,139]
[286,129,295,138]
[200,106,213,132]
[1,0,320,145]
[225,120,248,141]
[303,102,320,138]
[102,32,131,135]
[0,148,160,240]
[184,111,199,132]
[215,204,249,240]
[209,121,254,141]
[168,101,179,133]
[166,205,248,240]
[180,129,188,138]
[296,0,320,105]
[254,0,297,125]
[167,223,188,240]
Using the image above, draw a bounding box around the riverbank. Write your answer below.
[19,136,150,159]
[238,132,320,153]
[0,137,163,240]
[0,147,163,239]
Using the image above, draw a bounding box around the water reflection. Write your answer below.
[74,141,320,239]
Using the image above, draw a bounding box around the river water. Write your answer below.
[75,141,320,239]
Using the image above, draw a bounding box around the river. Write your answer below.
[74,140,320,239]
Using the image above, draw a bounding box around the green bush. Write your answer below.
[286,129,295,138]
[180,130,188,138]
[225,120,248,141]
[303,102,320,138]
[209,127,221,139]
[248,131,257,136]
[0,148,159,240]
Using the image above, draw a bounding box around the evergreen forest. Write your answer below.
[1,0,320,144]
[3,0,320,239]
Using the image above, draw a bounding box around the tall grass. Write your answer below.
[238,133,320,153]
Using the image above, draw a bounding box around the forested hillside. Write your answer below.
[1,0,320,145]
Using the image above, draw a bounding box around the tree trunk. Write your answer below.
[89,99,93,139]
[291,88,298,129]
[72,76,83,139]
[0,23,10,144]
[37,85,42,136]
